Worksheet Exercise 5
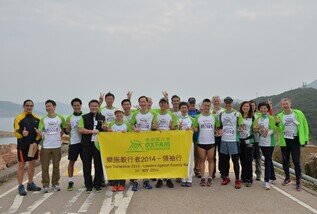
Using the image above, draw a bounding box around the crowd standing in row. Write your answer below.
[14,92,309,196]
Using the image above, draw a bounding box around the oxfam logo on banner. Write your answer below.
[127,137,171,153]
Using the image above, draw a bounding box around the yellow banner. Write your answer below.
[98,130,193,180]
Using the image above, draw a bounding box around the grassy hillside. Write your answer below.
[254,87,317,144]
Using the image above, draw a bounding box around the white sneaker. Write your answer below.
[43,187,49,194]
[264,182,271,190]
[51,185,60,192]
[270,180,277,184]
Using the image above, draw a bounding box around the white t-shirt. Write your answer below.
[258,117,271,147]
[123,113,133,123]
[100,106,116,123]
[196,114,216,145]
[131,110,157,131]
[172,110,182,118]
[39,114,65,149]
[221,111,239,142]
[240,118,253,144]
[157,112,173,130]
[109,121,130,132]
[283,112,298,139]
[178,115,194,130]
[66,114,82,145]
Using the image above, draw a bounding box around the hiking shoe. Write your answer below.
[282,179,292,186]
[166,179,174,188]
[43,186,49,194]
[155,179,163,188]
[235,180,241,189]
[246,182,252,187]
[67,181,74,191]
[86,187,93,194]
[18,185,27,196]
[181,181,186,187]
[200,178,206,187]
[27,182,41,191]
[185,182,192,187]
[207,178,213,187]
[221,177,231,185]
[264,182,271,190]
[132,182,139,191]
[143,181,152,189]
[118,185,125,191]
[51,185,60,192]
[296,183,302,192]
[112,186,118,192]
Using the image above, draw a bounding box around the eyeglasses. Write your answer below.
[25,105,34,107]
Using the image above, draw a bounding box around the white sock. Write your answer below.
[69,177,74,183]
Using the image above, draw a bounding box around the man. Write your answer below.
[219,97,243,189]
[162,91,181,117]
[155,98,178,188]
[130,96,158,191]
[276,98,309,191]
[14,100,42,196]
[187,97,201,178]
[65,98,83,191]
[121,99,133,123]
[100,92,116,123]
[37,100,65,193]
[78,100,106,193]
[212,96,225,178]
[249,100,262,181]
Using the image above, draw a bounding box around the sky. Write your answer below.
[0,0,316,107]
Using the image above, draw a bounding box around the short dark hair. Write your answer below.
[179,101,189,109]
[202,98,211,103]
[23,99,34,106]
[258,102,270,111]
[71,98,82,106]
[45,99,56,106]
[240,101,253,118]
[88,99,100,106]
[171,95,180,102]
[138,96,148,102]
[121,99,131,106]
[105,92,115,99]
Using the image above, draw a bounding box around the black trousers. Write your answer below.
[82,143,103,189]
[220,153,240,180]
[260,146,276,182]
[281,137,301,183]
[213,136,222,177]
[240,141,254,183]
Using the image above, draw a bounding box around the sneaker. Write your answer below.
[207,178,213,187]
[282,179,292,186]
[185,182,192,187]
[181,182,186,187]
[112,186,118,192]
[256,175,261,181]
[118,185,125,191]
[43,186,49,194]
[200,178,206,187]
[51,185,60,192]
[101,180,107,187]
[270,179,277,184]
[235,180,241,189]
[27,182,41,191]
[18,185,27,196]
[221,177,231,185]
[131,182,139,192]
[175,178,181,183]
[195,171,202,178]
[296,183,302,191]
[143,181,152,189]
[155,179,163,188]
[67,181,74,191]
[151,179,157,182]
[246,182,252,187]
[86,187,93,194]
[166,179,174,188]
[264,182,271,190]
[95,187,102,193]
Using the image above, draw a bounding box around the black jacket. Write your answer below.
[81,112,105,146]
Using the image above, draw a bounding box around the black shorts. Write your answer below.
[68,143,83,162]
[17,149,39,162]
[197,144,215,151]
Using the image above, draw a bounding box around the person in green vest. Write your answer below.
[276,98,309,191]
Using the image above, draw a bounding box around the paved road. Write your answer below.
[0,155,317,214]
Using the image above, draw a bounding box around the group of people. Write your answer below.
[14,91,309,196]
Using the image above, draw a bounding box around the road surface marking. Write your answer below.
[115,187,134,214]
[78,192,97,213]
[99,189,114,214]
[20,192,54,214]
[61,188,85,214]
[7,194,24,214]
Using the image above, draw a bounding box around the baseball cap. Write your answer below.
[114,108,124,113]
[224,97,233,103]
[188,97,196,104]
